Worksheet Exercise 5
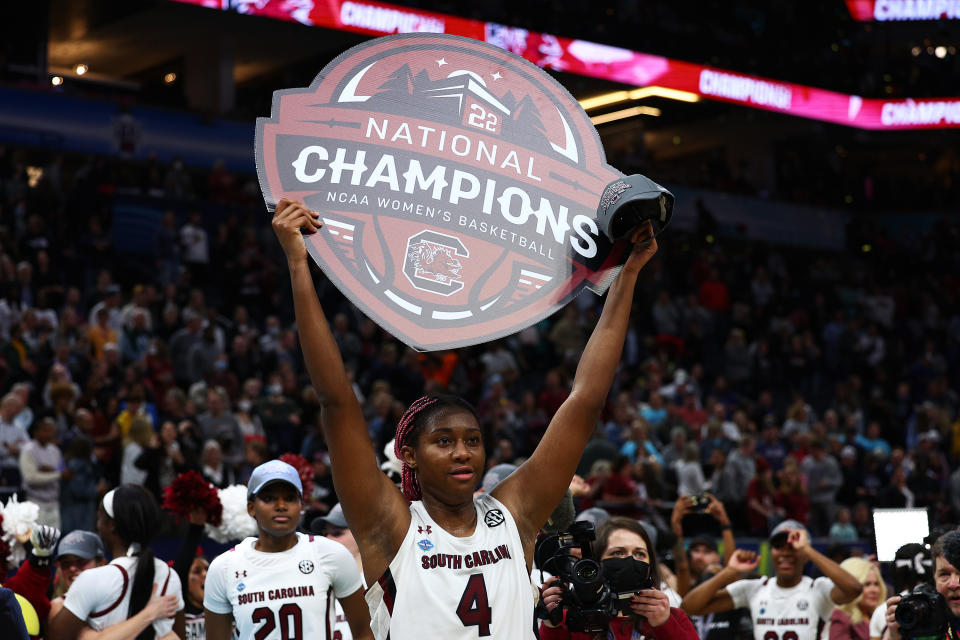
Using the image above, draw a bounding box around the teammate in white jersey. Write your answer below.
[682,520,863,640]
[49,485,185,640]
[272,199,658,639]
[204,460,372,640]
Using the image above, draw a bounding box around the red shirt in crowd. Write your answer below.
[540,605,699,640]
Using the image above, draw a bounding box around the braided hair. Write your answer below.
[393,395,479,501]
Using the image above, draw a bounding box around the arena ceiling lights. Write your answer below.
[170,0,960,130]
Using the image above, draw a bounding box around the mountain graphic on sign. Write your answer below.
[347,64,558,158]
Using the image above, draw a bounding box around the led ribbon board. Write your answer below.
[174,0,960,130]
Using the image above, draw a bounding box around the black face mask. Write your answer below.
[601,556,657,593]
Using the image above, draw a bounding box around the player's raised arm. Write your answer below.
[272,199,410,571]
[494,221,658,553]
[681,549,758,615]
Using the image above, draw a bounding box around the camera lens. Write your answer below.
[895,600,926,630]
[576,563,599,581]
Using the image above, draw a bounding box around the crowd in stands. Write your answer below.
[0,139,959,552]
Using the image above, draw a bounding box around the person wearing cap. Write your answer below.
[682,520,863,640]
[47,530,107,621]
[203,460,372,640]
[670,494,736,595]
[313,504,365,640]
[272,198,658,639]
[670,494,750,640]
[49,485,184,640]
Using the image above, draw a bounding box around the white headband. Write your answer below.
[102,489,116,518]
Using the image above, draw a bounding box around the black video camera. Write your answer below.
[535,522,657,633]
[895,583,950,638]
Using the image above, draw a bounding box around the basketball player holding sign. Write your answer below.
[272,198,659,639]
[204,460,372,640]
[682,521,863,640]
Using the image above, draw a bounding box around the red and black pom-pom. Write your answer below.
[161,470,223,526]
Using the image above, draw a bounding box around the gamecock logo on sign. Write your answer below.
[404,231,468,295]
[256,33,630,350]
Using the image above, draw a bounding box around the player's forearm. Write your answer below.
[568,267,639,407]
[76,608,158,640]
[681,567,737,614]
[287,259,356,411]
[720,528,735,565]
[807,547,862,601]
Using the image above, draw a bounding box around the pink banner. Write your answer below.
[845,0,960,21]
[171,0,960,130]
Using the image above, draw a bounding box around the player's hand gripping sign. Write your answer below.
[256,33,673,351]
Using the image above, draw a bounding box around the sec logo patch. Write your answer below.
[257,33,633,351]
[484,509,505,528]
[299,560,315,574]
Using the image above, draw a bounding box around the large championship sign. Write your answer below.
[257,33,671,350]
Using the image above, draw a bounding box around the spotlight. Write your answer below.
[51,76,63,86]
[75,63,88,75]
[935,46,947,59]
[911,46,921,56]
[164,72,177,84]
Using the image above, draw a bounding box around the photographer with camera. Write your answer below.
[670,493,736,595]
[869,542,932,640]
[882,530,960,640]
[671,495,754,640]
[538,517,698,640]
[682,520,862,640]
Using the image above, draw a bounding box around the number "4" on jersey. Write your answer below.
[457,574,492,636]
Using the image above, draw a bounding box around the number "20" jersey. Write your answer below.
[204,532,363,640]
[365,493,535,639]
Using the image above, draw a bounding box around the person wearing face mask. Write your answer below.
[235,396,265,441]
[539,517,699,640]
[682,520,862,640]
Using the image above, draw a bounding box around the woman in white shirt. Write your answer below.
[120,417,152,486]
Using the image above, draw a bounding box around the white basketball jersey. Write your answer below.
[204,532,363,640]
[64,555,184,635]
[727,575,836,640]
[365,493,535,639]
